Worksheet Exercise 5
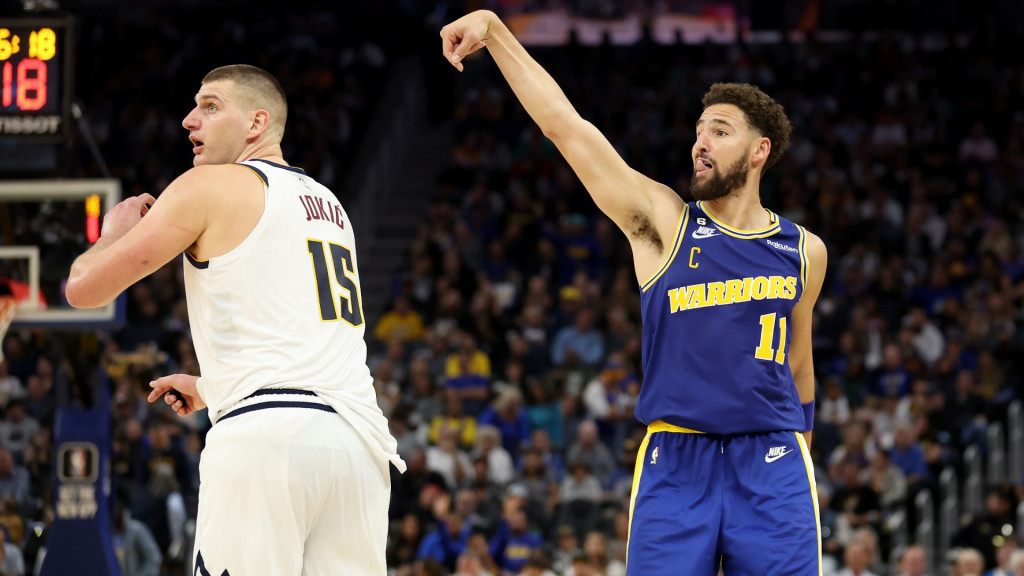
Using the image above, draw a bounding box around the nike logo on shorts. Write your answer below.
[764,446,794,463]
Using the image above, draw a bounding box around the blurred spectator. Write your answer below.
[477,389,531,457]
[374,296,426,346]
[565,531,625,576]
[1,533,24,576]
[526,429,566,482]
[429,390,479,451]
[862,450,906,513]
[837,539,879,576]
[0,497,22,545]
[895,545,929,576]
[473,426,515,487]
[388,513,425,570]
[959,123,999,165]
[1007,550,1024,576]
[426,427,475,491]
[113,502,162,576]
[831,459,882,548]
[489,501,544,576]
[986,539,1019,576]
[0,360,25,408]
[581,352,638,450]
[565,421,615,481]
[0,448,31,513]
[445,332,492,414]
[954,547,986,576]
[551,308,604,369]
[820,375,852,427]
[952,486,1018,569]
[522,379,564,449]
[890,424,931,489]
[0,399,39,460]
[551,525,582,575]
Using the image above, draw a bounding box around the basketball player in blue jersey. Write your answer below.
[441,12,827,576]
[65,65,403,575]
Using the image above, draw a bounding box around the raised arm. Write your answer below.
[788,231,828,449]
[440,11,682,256]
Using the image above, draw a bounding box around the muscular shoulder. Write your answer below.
[802,229,827,269]
[172,164,261,192]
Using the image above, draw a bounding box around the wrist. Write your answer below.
[801,400,815,432]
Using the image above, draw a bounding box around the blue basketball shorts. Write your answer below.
[626,421,821,576]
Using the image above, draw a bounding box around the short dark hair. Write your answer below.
[202,64,288,138]
[702,83,792,171]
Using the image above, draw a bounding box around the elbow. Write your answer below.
[538,105,581,143]
[64,276,107,309]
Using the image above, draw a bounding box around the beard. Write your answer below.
[691,154,751,201]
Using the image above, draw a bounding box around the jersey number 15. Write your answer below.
[307,239,363,326]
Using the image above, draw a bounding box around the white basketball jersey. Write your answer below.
[184,159,404,471]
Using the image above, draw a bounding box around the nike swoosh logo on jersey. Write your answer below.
[764,447,794,463]
[692,226,720,239]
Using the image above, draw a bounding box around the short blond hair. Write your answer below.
[203,64,287,139]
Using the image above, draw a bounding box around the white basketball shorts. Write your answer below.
[192,390,391,575]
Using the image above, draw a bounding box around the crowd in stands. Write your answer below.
[2,1,1024,575]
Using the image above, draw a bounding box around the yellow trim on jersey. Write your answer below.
[640,205,689,293]
[647,419,704,434]
[797,225,808,290]
[698,201,781,239]
[235,163,269,186]
[625,430,652,567]
[795,432,823,576]
[184,251,209,268]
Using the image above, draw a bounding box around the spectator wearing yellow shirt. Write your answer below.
[429,390,478,450]
[445,332,492,414]
[445,332,492,379]
[373,296,425,345]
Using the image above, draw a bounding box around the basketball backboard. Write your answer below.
[0,179,123,327]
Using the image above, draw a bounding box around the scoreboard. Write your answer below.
[0,16,73,143]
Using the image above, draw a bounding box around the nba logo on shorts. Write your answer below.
[650,446,660,464]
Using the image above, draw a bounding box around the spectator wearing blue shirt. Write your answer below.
[489,505,544,575]
[873,343,913,398]
[890,425,931,485]
[551,308,604,368]
[417,510,473,570]
[477,388,531,457]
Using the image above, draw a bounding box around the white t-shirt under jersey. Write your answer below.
[183,158,405,472]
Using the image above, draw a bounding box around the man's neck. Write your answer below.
[701,185,770,230]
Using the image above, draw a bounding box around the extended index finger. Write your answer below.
[147,385,171,403]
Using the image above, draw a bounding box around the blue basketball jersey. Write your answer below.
[635,201,809,434]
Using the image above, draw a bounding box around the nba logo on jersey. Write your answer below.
[650,446,660,464]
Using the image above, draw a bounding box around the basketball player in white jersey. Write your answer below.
[65,64,404,575]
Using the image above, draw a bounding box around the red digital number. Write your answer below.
[1,61,10,107]
[16,58,46,111]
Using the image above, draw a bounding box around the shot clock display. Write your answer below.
[0,17,72,142]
